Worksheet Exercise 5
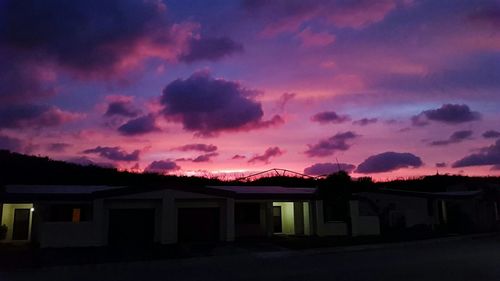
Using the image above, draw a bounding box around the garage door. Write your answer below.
[178,207,220,243]
[108,208,155,247]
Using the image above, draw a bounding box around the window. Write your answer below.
[235,203,261,224]
[323,200,349,222]
[47,204,92,222]
[358,200,377,216]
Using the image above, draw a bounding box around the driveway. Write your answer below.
[2,235,500,281]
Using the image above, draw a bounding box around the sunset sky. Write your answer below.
[1,0,500,180]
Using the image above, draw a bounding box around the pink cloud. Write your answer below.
[296,27,335,48]
[248,147,285,164]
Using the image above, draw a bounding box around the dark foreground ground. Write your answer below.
[2,234,500,281]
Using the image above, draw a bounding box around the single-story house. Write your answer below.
[0,184,380,248]
[356,188,499,233]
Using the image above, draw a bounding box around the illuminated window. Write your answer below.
[72,208,81,223]
[47,204,92,222]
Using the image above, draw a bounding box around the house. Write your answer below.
[356,188,500,233]
[0,184,380,248]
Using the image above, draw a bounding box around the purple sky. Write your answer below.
[1,0,500,180]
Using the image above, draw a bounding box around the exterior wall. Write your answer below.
[34,188,234,248]
[314,200,348,236]
[175,199,229,242]
[303,202,312,236]
[350,201,380,236]
[38,222,101,247]
[104,189,232,245]
[234,200,312,238]
[0,203,34,242]
[234,201,266,238]
[36,200,106,248]
[358,193,434,229]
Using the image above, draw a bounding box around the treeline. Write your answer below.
[1,150,499,192]
[0,150,220,187]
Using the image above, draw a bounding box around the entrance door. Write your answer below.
[12,209,30,240]
[273,206,282,233]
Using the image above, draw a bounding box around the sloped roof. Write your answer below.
[1,184,317,201]
[206,185,317,199]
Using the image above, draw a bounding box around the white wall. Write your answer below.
[357,193,434,228]
[314,200,348,236]
[350,201,380,236]
[38,222,101,247]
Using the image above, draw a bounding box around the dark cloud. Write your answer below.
[412,104,481,126]
[0,53,56,104]
[353,118,378,126]
[243,0,402,33]
[248,147,284,164]
[436,162,447,168]
[0,104,78,129]
[467,4,500,29]
[160,71,282,136]
[303,162,356,176]
[177,153,219,163]
[179,37,243,63]
[276,92,296,110]
[82,146,140,162]
[47,143,71,152]
[174,144,218,153]
[144,160,181,174]
[452,140,500,168]
[311,111,350,124]
[429,130,473,146]
[118,114,159,136]
[305,131,358,157]
[232,154,246,160]
[193,153,219,163]
[0,135,23,152]
[355,152,423,174]
[66,156,116,168]
[0,0,193,77]
[105,101,140,118]
[483,130,500,139]
[374,53,500,98]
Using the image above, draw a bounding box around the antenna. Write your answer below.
[336,157,341,171]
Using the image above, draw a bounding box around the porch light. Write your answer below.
[30,208,35,212]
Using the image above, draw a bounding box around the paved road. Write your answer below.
[3,235,500,281]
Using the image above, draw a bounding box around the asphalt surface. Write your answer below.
[2,235,500,281]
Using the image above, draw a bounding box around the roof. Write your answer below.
[360,188,482,200]
[206,185,317,200]
[5,185,124,194]
[1,185,128,201]
[1,184,317,201]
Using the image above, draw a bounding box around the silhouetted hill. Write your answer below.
[1,150,499,191]
[379,174,500,192]
[0,150,221,187]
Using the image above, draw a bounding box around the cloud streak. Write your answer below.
[311,111,350,124]
[412,104,481,126]
[82,146,140,162]
[304,162,356,175]
[248,147,284,164]
[452,140,500,168]
[429,130,473,146]
[305,131,358,157]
